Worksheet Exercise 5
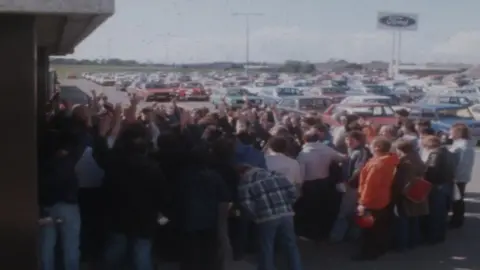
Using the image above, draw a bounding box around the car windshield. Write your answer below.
[365,85,390,94]
[364,98,391,105]
[321,87,347,94]
[437,108,474,120]
[299,98,332,110]
[184,82,203,88]
[227,88,251,96]
[237,81,250,86]
[145,83,167,89]
[346,106,395,117]
[277,87,302,96]
[409,108,436,118]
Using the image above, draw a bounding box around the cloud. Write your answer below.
[431,31,480,63]
[72,25,478,63]
[163,26,397,63]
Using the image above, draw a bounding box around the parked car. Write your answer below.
[116,80,132,92]
[59,85,90,105]
[406,103,480,144]
[417,95,474,107]
[277,96,334,116]
[174,82,209,101]
[137,82,174,102]
[322,103,397,127]
[258,87,303,106]
[210,87,262,109]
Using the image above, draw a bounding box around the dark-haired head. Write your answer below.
[115,123,149,154]
[303,128,319,143]
[268,136,288,154]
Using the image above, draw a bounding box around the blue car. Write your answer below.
[257,87,303,106]
[406,103,480,144]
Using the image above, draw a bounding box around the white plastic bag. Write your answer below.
[453,184,462,201]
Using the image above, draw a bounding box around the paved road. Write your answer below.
[68,78,480,270]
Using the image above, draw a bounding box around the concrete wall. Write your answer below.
[0,0,114,14]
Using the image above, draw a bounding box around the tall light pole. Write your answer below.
[232,12,264,76]
[156,33,179,65]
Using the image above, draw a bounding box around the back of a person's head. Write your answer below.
[268,136,288,154]
[371,136,392,154]
[303,128,319,143]
[346,130,366,145]
[302,116,317,127]
[418,126,435,136]
[451,123,470,140]
[394,138,415,154]
[236,130,255,145]
[416,119,431,128]
[403,119,416,133]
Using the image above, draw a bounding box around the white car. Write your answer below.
[340,95,405,111]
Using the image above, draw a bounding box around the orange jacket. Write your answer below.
[358,153,399,209]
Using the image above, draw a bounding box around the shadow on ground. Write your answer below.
[157,194,480,270]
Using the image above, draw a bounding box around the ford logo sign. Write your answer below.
[378,15,416,28]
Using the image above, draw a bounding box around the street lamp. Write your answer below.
[232,12,264,75]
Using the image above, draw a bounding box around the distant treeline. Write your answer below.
[50,57,387,73]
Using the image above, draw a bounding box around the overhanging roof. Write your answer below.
[0,0,114,55]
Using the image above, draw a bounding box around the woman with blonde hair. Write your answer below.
[449,123,475,229]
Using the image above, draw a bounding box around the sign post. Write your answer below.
[377,12,419,78]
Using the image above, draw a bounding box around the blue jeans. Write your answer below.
[103,233,154,270]
[330,186,357,242]
[425,185,450,244]
[256,216,302,270]
[393,216,420,251]
[39,203,81,270]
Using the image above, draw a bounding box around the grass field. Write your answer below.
[52,64,175,78]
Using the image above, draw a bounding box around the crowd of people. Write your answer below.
[38,90,475,270]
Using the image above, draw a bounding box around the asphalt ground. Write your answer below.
[66,78,480,270]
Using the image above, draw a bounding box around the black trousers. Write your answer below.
[78,187,106,262]
[359,206,392,257]
[180,228,219,270]
[294,178,339,240]
[450,183,467,227]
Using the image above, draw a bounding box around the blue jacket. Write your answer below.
[235,141,267,169]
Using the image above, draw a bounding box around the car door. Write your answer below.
[470,104,480,120]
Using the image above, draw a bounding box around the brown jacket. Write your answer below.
[392,152,429,217]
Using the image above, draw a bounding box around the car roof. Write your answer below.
[407,103,468,110]
[336,103,389,107]
[280,95,331,100]
[346,95,390,99]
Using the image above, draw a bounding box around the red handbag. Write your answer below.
[404,178,432,203]
[354,213,375,229]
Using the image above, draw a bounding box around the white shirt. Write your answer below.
[265,152,302,185]
[297,142,345,181]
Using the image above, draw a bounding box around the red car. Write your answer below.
[136,82,174,102]
[322,103,397,127]
[174,82,209,101]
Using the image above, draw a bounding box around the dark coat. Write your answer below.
[393,152,429,217]
[93,136,167,238]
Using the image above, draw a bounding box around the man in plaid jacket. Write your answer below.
[237,165,303,270]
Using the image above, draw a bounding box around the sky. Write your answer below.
[69,0,480,64]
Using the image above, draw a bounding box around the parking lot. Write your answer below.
[66,78,480,270]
